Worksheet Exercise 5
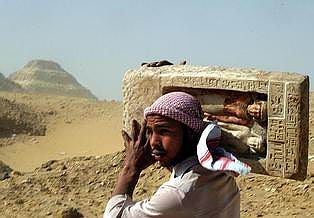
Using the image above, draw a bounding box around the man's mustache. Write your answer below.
[151,149,166,155]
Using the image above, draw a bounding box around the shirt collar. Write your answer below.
[172,156,199,178]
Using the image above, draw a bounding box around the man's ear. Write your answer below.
[186,128,194,141]
[182,125,196,143]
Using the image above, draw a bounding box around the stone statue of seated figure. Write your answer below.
[198,92,267,155]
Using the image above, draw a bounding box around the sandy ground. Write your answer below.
[0,92,123,172]
[0,91,313,217]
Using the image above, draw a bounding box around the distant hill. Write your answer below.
[8,60,97,99]
[0,72,23,92]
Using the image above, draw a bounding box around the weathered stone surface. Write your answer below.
[0,72,23,92]
[122,65,309,180]
[8,60,97,99]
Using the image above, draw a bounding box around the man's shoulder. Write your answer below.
[177,166,237,193]
[164,156,237,194]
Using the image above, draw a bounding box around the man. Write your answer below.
[104,92,250,218]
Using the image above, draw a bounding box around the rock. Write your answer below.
[64,119,72,124]
[0,172,10,181]
[264,187,271,192]
[10,170,22,176]
[15,199,24,204]
[60,207,84,218]
[47,110,55,115]
[0,160,12,181]
[303,184,310,190]
[41,160,57,169]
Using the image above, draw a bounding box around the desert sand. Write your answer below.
[0,91,313,217]
[0,91,123,171]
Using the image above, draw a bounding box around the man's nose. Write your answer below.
[150,132,161,148]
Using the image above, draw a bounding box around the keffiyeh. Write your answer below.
[144,92,204,134]
[197,122,251,176]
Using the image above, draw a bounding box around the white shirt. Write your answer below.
[104,156,240,218]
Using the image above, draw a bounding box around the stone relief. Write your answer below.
[123,65,309,180]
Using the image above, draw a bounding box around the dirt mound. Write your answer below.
[8,60,97,99]
[0,151,313,217]
[0,96,46,139]
[0,91,123,171]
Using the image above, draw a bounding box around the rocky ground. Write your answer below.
[0,91,313,217]
[0,151,313,218]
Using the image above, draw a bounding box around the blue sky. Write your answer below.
[0,0,313,100]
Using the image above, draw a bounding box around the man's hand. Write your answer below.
[122,120,156,171]
[111,120,155,197]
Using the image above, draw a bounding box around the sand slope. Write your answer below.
[0,91,123,171]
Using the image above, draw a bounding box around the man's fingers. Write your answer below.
[121,130,131,148]
[131,120,141,143]
[138,120,147,144]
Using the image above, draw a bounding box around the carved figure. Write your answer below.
[198,91,267,154]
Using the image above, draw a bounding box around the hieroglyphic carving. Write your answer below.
[268,119,285,142]
[285,126,298,173]
[267,82,302,177]
[268,82,285,117]
[169,76,268,93]
[284,83,301,175]
[267,118,285,176]
[267,141,284,176]
[287,82,300,94]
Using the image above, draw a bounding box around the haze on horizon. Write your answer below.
[0,0,313,100]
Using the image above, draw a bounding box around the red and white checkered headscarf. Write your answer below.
[144,92,205,134]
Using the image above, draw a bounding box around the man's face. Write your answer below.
[146,115,184,167]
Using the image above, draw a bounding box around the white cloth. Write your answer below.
[104,156,240,218]
[197,123,251,176]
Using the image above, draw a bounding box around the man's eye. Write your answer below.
[159,129,170,135]
[146,129,152,136]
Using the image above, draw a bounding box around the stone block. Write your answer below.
[122,65,309,180]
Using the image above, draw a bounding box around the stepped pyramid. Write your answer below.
[9,60,97,99]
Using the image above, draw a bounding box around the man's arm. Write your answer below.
[112,119,155,198]
[105,182,185,218]
[104,120,158,218]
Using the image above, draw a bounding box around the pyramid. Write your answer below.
[9,60,97,99]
